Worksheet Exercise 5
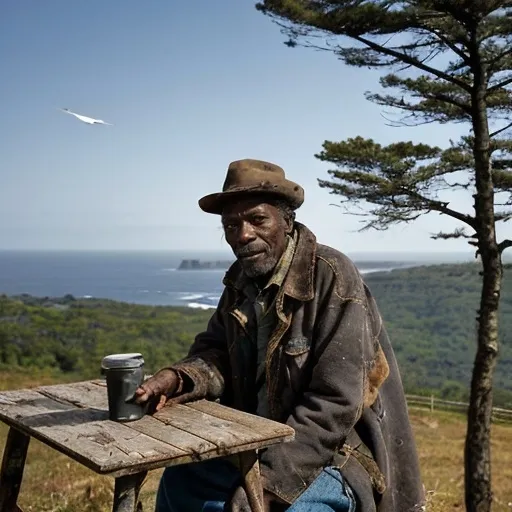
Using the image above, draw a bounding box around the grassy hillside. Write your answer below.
[1,262,511,405]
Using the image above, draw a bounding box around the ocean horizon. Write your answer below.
[0,250,478,309]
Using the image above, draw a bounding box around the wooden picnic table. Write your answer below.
[0,379,295,512]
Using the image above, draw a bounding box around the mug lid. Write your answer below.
[101,353,144,370]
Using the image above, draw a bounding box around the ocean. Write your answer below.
[0,250,475,309]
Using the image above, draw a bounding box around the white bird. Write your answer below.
[59,108,113,126]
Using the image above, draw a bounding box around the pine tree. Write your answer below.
[256,1,512,510]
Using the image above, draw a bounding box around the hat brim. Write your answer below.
[199,182,304,215]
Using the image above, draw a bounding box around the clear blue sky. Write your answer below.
[1,0,508,253]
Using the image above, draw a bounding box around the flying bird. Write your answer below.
[59,108,113,126]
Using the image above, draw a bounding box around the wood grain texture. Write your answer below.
[38,381,109,410]
[188,400,294,441]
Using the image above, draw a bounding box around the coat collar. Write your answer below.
[223,222,317,302]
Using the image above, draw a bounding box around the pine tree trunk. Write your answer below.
[465,39,501,511]
[465,251,501,512]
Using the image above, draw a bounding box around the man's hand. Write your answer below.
[134,368,179,412]
[224,485,251,512]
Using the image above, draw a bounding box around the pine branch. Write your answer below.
[430,228,475,240]
[428,93,472,113]
[380,111,441,127]
[486,48,512,72]
[444,179,473,189]
[495,213,512,222]
[489,121,512,138]
[418,25,471,65]
[488,76,512,92]
[353,34,472,91]
[492,169,512,190]
[405,188,477,228]
[367,92,471,121]
[498,239,512,253]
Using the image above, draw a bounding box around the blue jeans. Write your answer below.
[155,457,357,512]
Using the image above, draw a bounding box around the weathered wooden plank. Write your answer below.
[0,428,30,512]
[0,389,44,405]
[37,381,109,410]
[0,389,76,424]
[0,388,62,405]
[188,400,294,441]
[128,415,217,457]
[20,412,188,474]
[154,403,284,449]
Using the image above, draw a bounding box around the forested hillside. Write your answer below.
[365,263,512,405]
[0,295,211,378]
[1,263,511,406]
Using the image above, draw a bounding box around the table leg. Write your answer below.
[0,427,30,512]
[112,471,147,512]
[239,450,264,512]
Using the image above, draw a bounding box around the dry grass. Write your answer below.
[410,408,512,511]
[1,373,511,511]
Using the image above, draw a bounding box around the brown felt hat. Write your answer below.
[198,159,304,215]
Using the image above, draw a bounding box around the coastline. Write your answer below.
[2,263,421,311]
[0,257,483,310]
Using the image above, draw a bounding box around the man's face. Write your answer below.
[222,198,292,279]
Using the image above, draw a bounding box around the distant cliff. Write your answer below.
[177,259,233,270]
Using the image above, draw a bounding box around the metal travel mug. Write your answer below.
[101,353,146,422]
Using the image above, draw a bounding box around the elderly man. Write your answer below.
[135,159,424,512]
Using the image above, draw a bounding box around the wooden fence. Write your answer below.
[406,394,512,423]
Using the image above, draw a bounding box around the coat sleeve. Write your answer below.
[169,290,231,401]
[259,256,386,503]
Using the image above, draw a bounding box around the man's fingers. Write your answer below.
[134,387,148,401]
[155,394,167,411]
[134,383,160,404]
[133,389,149,404]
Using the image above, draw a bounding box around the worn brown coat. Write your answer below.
[171,223,425,511]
